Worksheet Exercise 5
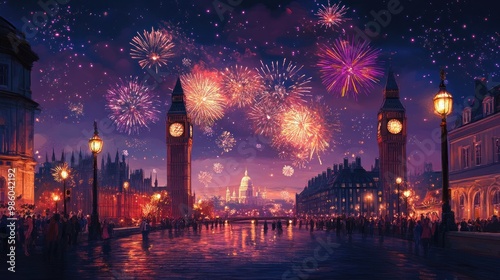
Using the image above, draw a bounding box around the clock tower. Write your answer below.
[167,78,193,218]
[377,70,407,218]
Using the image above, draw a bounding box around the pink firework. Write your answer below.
[106,77,160,135]
[317,38,383,98]
[316,1,349,29]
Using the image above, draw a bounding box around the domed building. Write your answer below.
[238,169,253,204]
[0,17,39,205]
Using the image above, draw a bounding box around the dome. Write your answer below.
[239,169,252,189]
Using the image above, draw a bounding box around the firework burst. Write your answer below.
[51,162,71,183]
[316,1,349,29]
[282,165,294,177]
[198,171,213,187]
[68,102,84,118]
[216,131,236,153]
[181,72,226,126]
[130,27,175,72]
[317,38,383,97]
[257,59,311,110]
[221,65,263,108]
[213,163,224,174]
[248,99,282,137]
[106,77,160,135]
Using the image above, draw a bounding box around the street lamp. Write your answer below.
[396,177,402,218]
[123,181,129,219]
[433,69,456,240]
[403,190,411,217]
[364,194,373,216]
[60,169,69,217]
[53,194,60,213]
[88,121,103,241]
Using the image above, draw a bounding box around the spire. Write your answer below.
[154,173,158,188]
[244,168,248,177]
[172,77,183,95]
[79,147,83,161]
[115,150,119,163]
[168,77,187,113]
[51,148,56,162]
[384,68,399,99]
[45,152,49,163]
[70,151,75,167]
[60,150,65,162]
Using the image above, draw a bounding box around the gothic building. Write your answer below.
[35,149,153,219]
[296,157,380,216]
[166,78,194,217]
[449,78,500,220]
[0,17,39,205]
[377,70,408,218]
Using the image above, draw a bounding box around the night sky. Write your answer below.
[1,0,498,199]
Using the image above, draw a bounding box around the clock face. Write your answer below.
[169,123,184,137]
[387,119,402,134]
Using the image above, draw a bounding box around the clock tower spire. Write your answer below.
[377,69,407,218]
[167,77,193,218]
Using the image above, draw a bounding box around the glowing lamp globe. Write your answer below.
[60,170,69,180]
[53,195,60,202]
[396,177,402,185]
[403,190,411,198]
[89,121,103,154]
[433,89,453,117]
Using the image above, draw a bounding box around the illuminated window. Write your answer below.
[0,64,7,87]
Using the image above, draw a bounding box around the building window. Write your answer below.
[0,64,8,87]
[495,138,500,162]
[475,143,482,166]
[461,146,470,169]
[462,107,471,124]
[483,96,494,116]
[0,177,5,203]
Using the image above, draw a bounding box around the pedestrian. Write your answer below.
[102,219,110,240]
[413,220,422,255]
[421,218,433,256]
[23,216,34,256]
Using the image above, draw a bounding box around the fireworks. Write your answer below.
[130,27,175,72]
[198,171,213,187]
[213,163,224,174]
[221,65,263,108]
[51,162,71,183]
[317,38,383,97]
[257,59,311,110]
[216,131,236,153]
[282,165,294,177]
[106,77,160,135]
[247,99,282,136]
[68,102,84,118]
[316,1,349,29]
[122,150,129,157]
[181,72,226,126]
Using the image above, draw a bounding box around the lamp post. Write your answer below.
[60,169,69,217]
[396,177,402,218]
[364,194,373,217]
[403,190,411,217]
[88,121,103,240]
[53,195,60,213]
[123,181,129,220]
[433,69,456,244]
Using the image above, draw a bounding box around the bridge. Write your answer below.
[226,216,294,223]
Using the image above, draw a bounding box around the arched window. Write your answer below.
[459,194,465,207]
[493,189,500,205]
[483,96,494,116]
[473,192,481,208]
[462,107,471,125]
[0,177,6,203]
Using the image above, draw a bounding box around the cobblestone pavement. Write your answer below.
[2,225,499,280]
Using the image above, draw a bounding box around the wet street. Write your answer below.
[3,224,500,279]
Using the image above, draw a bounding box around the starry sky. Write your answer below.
[1,0,498,199]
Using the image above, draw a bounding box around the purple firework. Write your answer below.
[317,38,383,98]
[106,77,160,134]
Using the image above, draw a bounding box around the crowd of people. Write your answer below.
[0,212,115,260]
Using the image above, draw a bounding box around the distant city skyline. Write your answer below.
[1,0,498,195]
